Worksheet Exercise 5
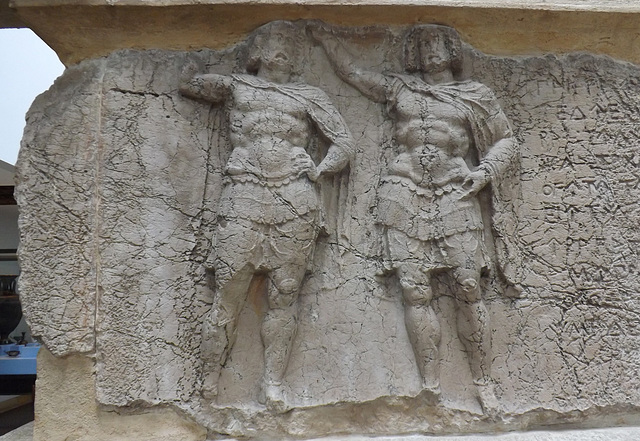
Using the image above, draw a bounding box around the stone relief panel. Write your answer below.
[15,19,640,439]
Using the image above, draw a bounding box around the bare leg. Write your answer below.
[452,269,490,381]
[453,271,498,415]
[201,219,260,399]
[385,228,441,397]
[398,265,441,397]
[447,232,498,414]
[260,264,306,409]
[201,265,254,399]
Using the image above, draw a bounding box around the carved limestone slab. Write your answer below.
[15,20,640,439]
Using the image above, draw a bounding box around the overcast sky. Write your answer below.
[0,29,65,165]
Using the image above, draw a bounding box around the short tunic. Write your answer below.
[376,175,484,242]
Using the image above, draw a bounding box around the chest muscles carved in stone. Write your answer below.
[180,21,354,409]
[310,22,520,415]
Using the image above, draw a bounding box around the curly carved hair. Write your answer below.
[404,24,463,75]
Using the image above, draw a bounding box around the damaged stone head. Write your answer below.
[245,20,302,82]
[311,23,520,414]
[403,24,464,77]
[180,21,354,408]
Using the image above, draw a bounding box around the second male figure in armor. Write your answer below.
[181,21,354,406]
[312,23,519,413]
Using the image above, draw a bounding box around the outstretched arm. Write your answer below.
[179,73,234,104]
[308,23,392,104]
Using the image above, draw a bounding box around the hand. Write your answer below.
[306,20,332,43]
[179,59,200,86]
[315,161,333,181]
[460,168,490,200]
[294,155,319,182]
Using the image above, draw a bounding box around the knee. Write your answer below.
[400,278,432,306]
[461,277,478,291]
[268,278,301,309]
[456,275,482,303]
[275,278,301,296]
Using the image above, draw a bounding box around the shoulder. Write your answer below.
[454,79,495,96]
[286,83,343,110]
[287,82,329,97]
[459,81,508,111]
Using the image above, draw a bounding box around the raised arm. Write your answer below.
[179,73,234,104]
[308,23,392,104]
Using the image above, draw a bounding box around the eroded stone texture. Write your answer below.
[310,22,520,415]
[475,51,640,416]
[179,21,354,407]
[16,61,106,355]
[15,20,640,439]
[33,347,206,441]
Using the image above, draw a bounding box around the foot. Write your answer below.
[476,381,500,417]
[418,382,441,405]
[201,371,220,400]
[259,382,287,413]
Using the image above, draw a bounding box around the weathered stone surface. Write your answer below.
[306,429,640,441]
[15,20,640,439]
[16,60,105,355]
[11,0,640,9]
[0,0,25,28]
[13,424,640,441]
[33,348,206,441]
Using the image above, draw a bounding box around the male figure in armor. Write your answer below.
[311,23,519,413]
[180,21,354,406]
